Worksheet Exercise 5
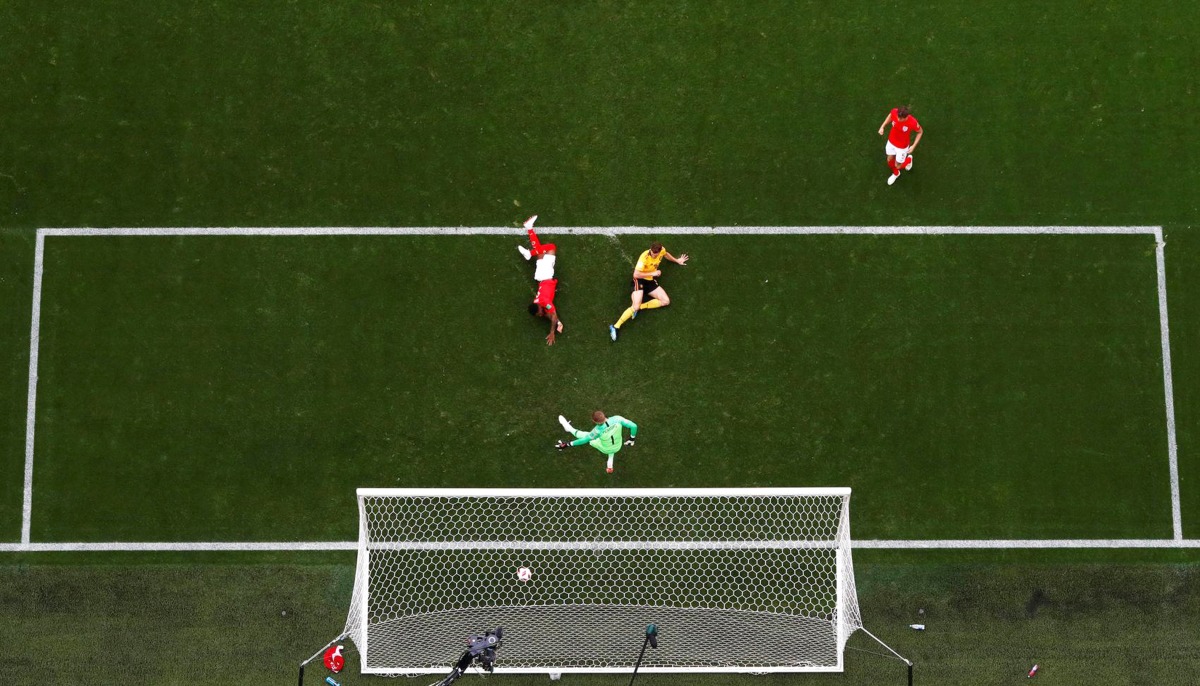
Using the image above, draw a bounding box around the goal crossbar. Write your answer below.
[357,487,851,498]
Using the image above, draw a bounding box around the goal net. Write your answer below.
[342,488,863,674]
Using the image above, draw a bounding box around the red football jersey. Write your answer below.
[535,278,558,311]
[887,109,921,148]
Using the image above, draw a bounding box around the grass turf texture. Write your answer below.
[1,0,1200,682]
[31,233,1168,542]
[0,2,1197,229]
[2,559,1199,684]
[0,232,35,541]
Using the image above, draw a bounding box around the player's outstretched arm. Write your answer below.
[610,415,638,445]
[665,251,688,266]
[545,310,563,346]
[878,112,893,136]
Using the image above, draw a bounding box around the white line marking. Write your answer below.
[0,539,1197,553]
[363,540,842,551]
[17,227,1176,549]
[21,231,45,545]
[1154,228,1183,539]
[855,539,1200,549]
[0,541,358,552]
[40,226,1160,236]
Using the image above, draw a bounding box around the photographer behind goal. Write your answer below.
[435,627,503,686]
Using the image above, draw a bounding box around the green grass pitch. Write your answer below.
[28,232,1171,543]
[1,1,1199,684]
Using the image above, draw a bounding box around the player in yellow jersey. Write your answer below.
[609,241,688,341]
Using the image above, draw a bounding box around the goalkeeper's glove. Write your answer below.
[555,440,571,451]
[624,438,636,447]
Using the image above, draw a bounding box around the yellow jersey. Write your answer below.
[634,249,666,276]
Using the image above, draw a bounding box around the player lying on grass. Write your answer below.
[556,411,638,473]
[878,106,922,186]
[609,241,688,341]
[518,215,565,345]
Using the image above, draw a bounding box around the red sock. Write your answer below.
[888,159,899,175]
[527,229,548,257]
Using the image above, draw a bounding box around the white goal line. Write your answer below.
[2,539,1200,553]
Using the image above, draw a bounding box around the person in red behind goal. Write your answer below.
[323,644,345,673]
[878,106,923,186]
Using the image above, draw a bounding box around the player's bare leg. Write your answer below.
[640,287,670,310]
[631,288,644,314]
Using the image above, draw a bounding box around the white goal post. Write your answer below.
[342,488,865,674]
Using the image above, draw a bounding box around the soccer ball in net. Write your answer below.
[516,566,532,582]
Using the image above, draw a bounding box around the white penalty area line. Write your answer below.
[1,539,1198,553]
[21,231,44,545]
[1154,228,1183,540]
[0,541,358,553]
[39,225,1160,236]
[20,226,1177,546]
[856,538,1200,549]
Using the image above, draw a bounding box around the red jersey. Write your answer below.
[887,109,921,148]
[535,278,558,311]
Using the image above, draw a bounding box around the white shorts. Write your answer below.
[534,254,556,281]
[885,141,909,163]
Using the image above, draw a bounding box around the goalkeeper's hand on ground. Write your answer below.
[624,438,636,447]
[555,440,571,451]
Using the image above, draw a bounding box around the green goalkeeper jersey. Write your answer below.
[570,415,638,455]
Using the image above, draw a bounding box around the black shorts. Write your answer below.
[633,278,660,294]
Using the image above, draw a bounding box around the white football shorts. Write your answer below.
[885,141,909,163]
[534,254,556,281]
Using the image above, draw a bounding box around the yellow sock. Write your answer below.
[639,300,663,310]
[615,307,635,329]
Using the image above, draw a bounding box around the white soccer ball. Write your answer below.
[517,566,532,582]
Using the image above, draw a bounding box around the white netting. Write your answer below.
[343,488,862,674]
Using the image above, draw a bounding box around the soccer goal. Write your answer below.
[339,487,873,675]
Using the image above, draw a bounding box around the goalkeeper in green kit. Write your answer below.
[556,411,638,474]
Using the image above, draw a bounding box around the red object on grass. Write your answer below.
[323,645,345,673]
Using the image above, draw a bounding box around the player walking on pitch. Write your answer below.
[609,241,688,341]
[878,106,922,186]
[556,411,638,473]
[518,215,565,345]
